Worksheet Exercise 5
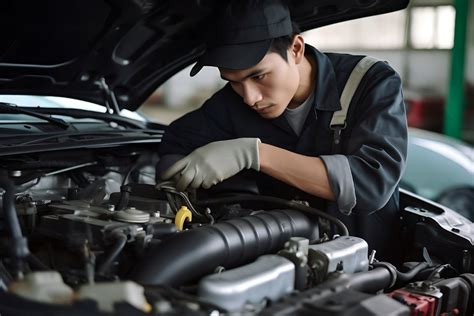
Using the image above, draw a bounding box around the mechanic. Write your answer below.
[157,0,407,262]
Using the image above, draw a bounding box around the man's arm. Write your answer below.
[259,143,335,200]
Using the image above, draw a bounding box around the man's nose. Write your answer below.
[242,84,263,107]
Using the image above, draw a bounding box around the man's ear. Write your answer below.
[290,35,305,64]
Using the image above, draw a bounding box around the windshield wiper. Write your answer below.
[0,129,162,147]
[0,102,71,129]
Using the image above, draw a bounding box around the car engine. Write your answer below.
[0,146,473,316]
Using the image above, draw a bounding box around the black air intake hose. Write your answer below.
[316,262,429,294]
[131,209,314,287]
[318,262,398,293]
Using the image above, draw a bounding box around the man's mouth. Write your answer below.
[254,104,274,113]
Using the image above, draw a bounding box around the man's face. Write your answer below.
[219,51,300,119]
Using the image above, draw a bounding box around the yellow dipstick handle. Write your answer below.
[175,206,192,231]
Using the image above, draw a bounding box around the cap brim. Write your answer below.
[190,39,272,77]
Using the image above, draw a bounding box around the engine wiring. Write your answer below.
[154,182,348,234]
[156,181,212,222]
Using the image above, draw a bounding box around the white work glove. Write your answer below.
[161,138,261,191]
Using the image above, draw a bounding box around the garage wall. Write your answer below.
[466,1,474,84]
[331,49,451,96]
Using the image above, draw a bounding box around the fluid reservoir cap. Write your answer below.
[175,206,192,231]
[114,207,150,223]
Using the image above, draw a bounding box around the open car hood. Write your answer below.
[0,0,408,111]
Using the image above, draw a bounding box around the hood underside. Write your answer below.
[0,0,409,111]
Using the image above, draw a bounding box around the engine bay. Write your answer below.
[0,145,473,315]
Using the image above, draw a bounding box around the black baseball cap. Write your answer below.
[190,0,294,76]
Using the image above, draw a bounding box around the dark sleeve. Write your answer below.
[158,85,236,157]
[337,62,407,214]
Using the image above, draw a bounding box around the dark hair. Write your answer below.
[268,22,301,61]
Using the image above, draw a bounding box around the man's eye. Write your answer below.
[254,74,266,81]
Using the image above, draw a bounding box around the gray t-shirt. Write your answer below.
[284,89,356,215]
[284,90,315,136]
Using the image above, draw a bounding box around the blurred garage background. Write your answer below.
[140,0,474,145]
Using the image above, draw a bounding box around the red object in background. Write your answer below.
[405,96,445,132]
[387,289,438,316]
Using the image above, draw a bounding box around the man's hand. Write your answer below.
[161,138,260,191]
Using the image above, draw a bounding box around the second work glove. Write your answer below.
[161,138,261,191]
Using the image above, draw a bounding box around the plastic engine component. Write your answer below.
[260,289,410,315]
[308,236,368,283]
[198,255,295,312]
[387,289,438,316]
[78,281,150,313]
[9,271,73,304]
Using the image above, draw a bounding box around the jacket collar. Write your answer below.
[306,45,342,112]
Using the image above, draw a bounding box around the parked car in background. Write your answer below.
[0,0,472,315]
[402,128,474,220]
